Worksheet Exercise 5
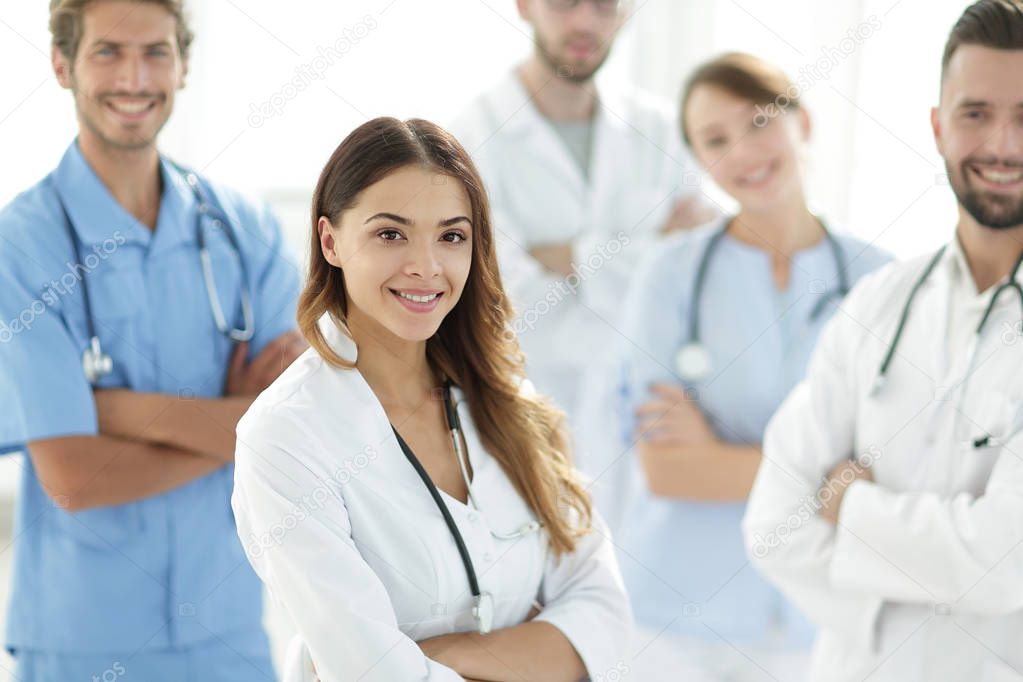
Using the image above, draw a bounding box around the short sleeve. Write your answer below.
[0,260,97,444]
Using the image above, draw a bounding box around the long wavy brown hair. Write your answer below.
[298,117,592,556]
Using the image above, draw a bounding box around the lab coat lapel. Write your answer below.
[493,73,586,199]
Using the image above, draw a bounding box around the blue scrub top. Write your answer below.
[615,218,892,645]
[0,141,301,653]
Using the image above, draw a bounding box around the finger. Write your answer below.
[649,383,687,398]
[229,341,249,376]
[634,399,675,417]
[250,337,290,375]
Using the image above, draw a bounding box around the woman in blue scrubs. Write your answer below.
[616,53,892,680]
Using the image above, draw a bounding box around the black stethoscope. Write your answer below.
[675,217,850,381]
[870,244,1023,441]
[56,164,255,385]
[391,380,542,635]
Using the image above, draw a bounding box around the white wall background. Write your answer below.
[0,0,977,678]
[2,0,972,261]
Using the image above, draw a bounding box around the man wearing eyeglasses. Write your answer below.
[450,0,715,438]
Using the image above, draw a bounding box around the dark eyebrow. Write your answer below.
[957,99,990,109]
[89,39,171,50]
[364,212,411,226]
[439,216,471,228]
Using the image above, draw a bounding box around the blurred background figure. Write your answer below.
[606,53,890,681]
[449,0,715,429]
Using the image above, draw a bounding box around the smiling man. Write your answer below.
[743,1,1023,680]
[0,1,303,680]
[450,0,715,424]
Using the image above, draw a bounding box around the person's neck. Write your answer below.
[517,55,598,122]
[956,210,1023,294]
[730,195,822,256]
[78,131,162,230]
[348,313,437,414]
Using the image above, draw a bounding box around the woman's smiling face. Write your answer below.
[318,164,474,344]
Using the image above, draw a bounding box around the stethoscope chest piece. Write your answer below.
[82,336,113,384]
[472,591,495,635]
[675,342,712,382]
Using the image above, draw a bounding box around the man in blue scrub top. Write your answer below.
[0,1,304,679]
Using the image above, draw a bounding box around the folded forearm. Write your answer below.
[31,434,226,511]
[97,390,252,461]
[640,442,761,501]
[422,622,585,682]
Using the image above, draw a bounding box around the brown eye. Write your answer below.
[377,229,403,241]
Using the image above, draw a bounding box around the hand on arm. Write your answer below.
[633,383,761,501]
[660,195,718,235]
[818,458,873,525]
[93,331,307,460]
[417,606,584,682]
[528,243,575,277]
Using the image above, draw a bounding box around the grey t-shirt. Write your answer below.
[549,118,595,180]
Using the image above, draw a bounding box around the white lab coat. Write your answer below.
[448,71,708,421]
[743,238,1023,682]
[232,317,631,682]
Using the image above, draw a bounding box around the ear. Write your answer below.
[799,106,812,142]
[318,216,344,268]
[930,106,944,157]
[178,58,189,91]
[515,0,530,22]
[52,45,72,89]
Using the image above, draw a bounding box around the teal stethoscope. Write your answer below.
[675,218,850,381]
[391,380,542,635]
[56,165,255,385]
[870,244,1023,449]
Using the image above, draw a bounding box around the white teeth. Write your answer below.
[109,101,152,114]
[977,168,1023,184]
[396,291,439,303]
[741,164,772,185]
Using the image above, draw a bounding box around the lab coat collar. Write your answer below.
[53,139,196,252]
[319,313,359,363]
[485,70,628,196]
[943,231,1023,298]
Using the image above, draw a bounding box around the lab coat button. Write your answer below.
[483,552,493,562]
[467,512,478,523]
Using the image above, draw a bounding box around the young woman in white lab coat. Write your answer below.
[231,117,630,682]
[601,54,891,680]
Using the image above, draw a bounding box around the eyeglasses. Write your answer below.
[544,0,626,15]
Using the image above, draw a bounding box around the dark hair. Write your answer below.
[679,52,798,145]
[299,117,592,557]
[50,0,194,62]
[942,0,1023,78]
